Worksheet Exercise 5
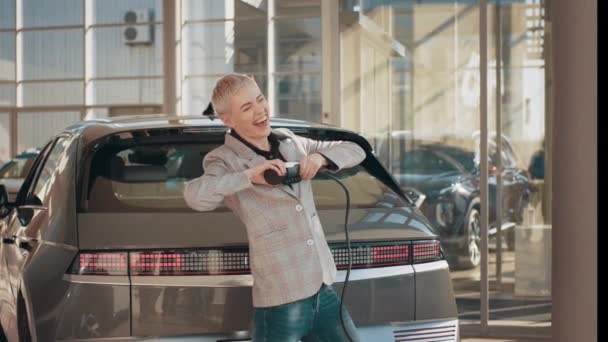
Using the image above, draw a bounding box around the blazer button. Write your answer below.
[295,204,303,212]
[307,239,314,246]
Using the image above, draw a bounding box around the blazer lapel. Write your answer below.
[224,131,299,200]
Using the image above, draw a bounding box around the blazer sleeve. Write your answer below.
[183,151,252,211]
[279,128,367,172]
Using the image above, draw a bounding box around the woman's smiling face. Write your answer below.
[220,82,271,140]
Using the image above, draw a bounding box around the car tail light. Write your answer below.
[67,241,443,277]
[412,240,442,264]
[129,249,250,276]
[332,243,410,270]
[67,252,128,276]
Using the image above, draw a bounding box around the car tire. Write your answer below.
[458,205,481,269]
[18,293,32,342]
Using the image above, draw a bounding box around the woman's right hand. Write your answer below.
[245,159,286,185]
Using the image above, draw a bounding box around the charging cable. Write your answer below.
[264,167,355,341]
[320,170,355,342]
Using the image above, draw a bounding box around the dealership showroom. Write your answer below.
[0,0,595,341]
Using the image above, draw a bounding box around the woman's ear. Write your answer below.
[218,111,233,127]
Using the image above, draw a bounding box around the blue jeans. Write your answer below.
[252,285,361,342]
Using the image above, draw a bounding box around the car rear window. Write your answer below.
[85,140,404,213]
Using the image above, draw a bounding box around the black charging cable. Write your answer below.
[264,167,355,342]
[319,170,355,342]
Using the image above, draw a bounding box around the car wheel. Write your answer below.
[459,206,481,269]
[18,293,32,342]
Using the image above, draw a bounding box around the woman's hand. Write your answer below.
[245,159,286,185]
[299,153,328,180]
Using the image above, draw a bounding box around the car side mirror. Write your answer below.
[17,195,46,226]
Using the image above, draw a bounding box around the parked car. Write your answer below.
[0,149,40,202]
[0,114,459,341]
[376,131,532,269]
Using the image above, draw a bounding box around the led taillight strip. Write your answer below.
[67,240,443,276]
[69,252,128,276]
[129,249,250,276]
[412,241,442,264]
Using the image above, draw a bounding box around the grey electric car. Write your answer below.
[0,114,458,341]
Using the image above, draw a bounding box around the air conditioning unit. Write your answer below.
[123,9,153,45]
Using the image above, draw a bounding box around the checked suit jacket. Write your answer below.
[183,127,366,307]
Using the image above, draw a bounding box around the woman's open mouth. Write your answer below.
[254,117,268,127]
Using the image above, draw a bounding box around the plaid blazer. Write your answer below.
[183,128,366,307]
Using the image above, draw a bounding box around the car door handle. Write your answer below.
[2,235,16,244]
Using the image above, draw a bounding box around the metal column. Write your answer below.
[479,0,490,333]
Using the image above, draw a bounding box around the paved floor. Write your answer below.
[450,238,552,341]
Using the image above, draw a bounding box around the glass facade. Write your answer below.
[0,0,552,337]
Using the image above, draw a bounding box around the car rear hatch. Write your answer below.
[72,126,449,339]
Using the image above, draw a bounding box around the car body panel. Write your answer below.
[0,115,458,340]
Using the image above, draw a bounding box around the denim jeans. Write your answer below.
[251,285,361,342]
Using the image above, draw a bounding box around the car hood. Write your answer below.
[393,171,462,198]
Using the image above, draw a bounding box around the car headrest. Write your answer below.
[175,152,203,179]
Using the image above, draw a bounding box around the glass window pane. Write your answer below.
[183,21,267,76]
[32,136,70,203]
[20,29,84,80]
[182,75,266,116]
[234,20,267,74]
[20,0,82,28]
[181,77,214,116]
[183,0,266,21]
[87,78,162,105]
[275,74,320,123]
[0,0,15,29]
[275,0,320,17]
[18,81,83,106]
[17,112,80,152]
[0,112,9,162]
[183,22,235,76]
[0,83,15,106]
[0,32,15,81]
[275,18,321,73]
[87,25,163,78]
[87,0,162,25]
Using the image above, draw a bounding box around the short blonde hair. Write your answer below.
[211,73,257,115]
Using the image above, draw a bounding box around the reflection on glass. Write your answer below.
[275,0,320,17]
[275,18,321,73]
[183,20,267,75]
[275,74,321,123]
[183,0,266,21]
[20,0,82,28]
[183,22,236,76]
[17,112,80,152]
[20,29,84,80]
